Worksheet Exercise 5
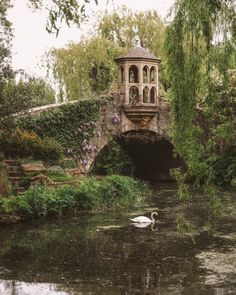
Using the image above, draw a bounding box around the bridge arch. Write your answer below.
[88,129,182,181]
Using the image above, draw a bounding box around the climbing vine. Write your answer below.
[17,96,115,159]
[166,0,236,223]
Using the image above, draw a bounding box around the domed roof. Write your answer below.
[115,46,161,63]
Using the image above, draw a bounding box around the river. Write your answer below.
[0,184,235,294]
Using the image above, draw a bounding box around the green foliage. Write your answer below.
[0,0,13,85]
[70,175,146,210]
[59,158,77,169]
[1,75,55,128]
[50,37,122,101]
[47,166,73,182]
[166,0,235,225]
[0,165,13,197]
[98,7,168,93]
[48,7,167,101]
[0,0,15,126]
[99,7,165,56]
[176,213,196,239]
[170,168,190,203]
[17,96,112,157]
[0,175,148,222]
[98,175,146,207]
[2,74,55,108]
[15,185,77,217]
[0,128,63,161]
[92,139,134,175]
[0,2,56,129]
[28,0,100,35]
[213,146,236,186]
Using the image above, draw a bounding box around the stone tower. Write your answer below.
[115,46,161,127]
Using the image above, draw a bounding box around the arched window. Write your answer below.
[129,86,139,104]
[143,86,149,103]
[143,66,149,83]
[150,87,157,104]
[119,66,124,83]
[129,65,139,83]
[150,66,156,84]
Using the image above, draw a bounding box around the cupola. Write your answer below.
[115,47,161,126]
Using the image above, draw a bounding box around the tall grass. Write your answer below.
[0,175,149,222]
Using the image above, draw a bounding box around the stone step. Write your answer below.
[9,177,22,183]
[15,187,25,193]
[8,172,22,177]
[13,189,26,195]
[3,159,18,166]
[6,166,22,173]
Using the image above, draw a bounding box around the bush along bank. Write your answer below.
[0,175,149,224]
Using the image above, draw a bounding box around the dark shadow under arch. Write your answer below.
[119,130,182,180]
[91,130,183,181]
[129,65,139,83]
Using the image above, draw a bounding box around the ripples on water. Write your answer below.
[0,184,235,294]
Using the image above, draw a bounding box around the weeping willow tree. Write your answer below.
[166,0,236,223]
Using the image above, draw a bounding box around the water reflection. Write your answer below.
[131,222,152,228]
[0,280,68,295]
[0,185,235,294]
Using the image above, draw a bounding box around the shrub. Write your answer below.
[46,166,73,182]
[76,176,103,209]
[77,175,147,209]
[98,175,145,207]
[0,175,149,222]
[32,137,63,161]
[213,146,236,186]
[0,128,63,161]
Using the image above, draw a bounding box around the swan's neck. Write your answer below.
[151,212,157,222]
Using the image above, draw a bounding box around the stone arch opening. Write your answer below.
[150,87,157,104]
[91,130,182,181]
[150,66,156,84]
[143,66,149,83]
[118,130,182,180]
[143,86,149,103]
[129,65,139,83]
[129,86,139,104]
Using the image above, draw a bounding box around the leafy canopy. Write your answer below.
[28,0,101,35]
[166,0,236,220]
[49,7,167,101]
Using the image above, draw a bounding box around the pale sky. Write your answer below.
[8,0,174,78]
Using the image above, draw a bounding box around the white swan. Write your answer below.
[130,211,158,223]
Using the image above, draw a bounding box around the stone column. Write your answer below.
[147,66,150,84]
[156,65,159,98]
[138,63,143,103]
[156,65,159,106]
[124,63,129,104]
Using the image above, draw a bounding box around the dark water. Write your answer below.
[0,184,235,295]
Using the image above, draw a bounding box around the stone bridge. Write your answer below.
[79,47,177,178]
[79,93,172,176]
[22,47,179,179]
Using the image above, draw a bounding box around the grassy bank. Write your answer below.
[0,175,149,224]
